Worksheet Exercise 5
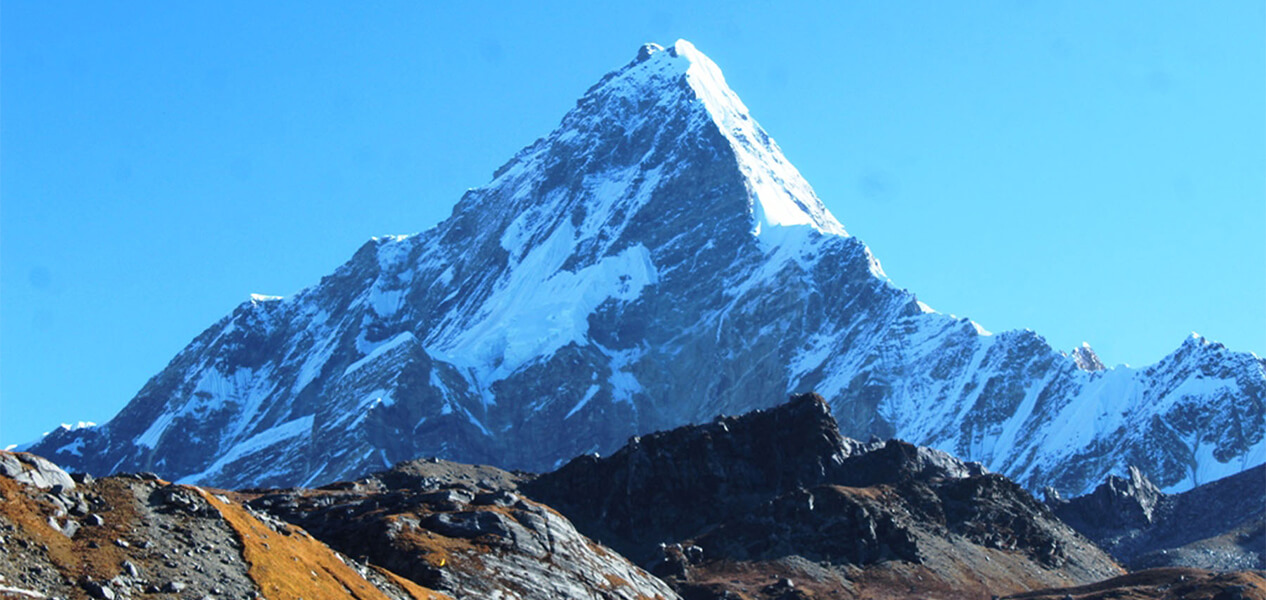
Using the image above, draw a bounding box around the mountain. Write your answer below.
[25,40,1265,497]
[526,393,1124,599]
[1049,463,1265,570]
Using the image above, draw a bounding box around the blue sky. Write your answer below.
[3,1,1263,447]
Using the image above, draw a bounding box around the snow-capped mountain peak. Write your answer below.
[25,42,1263,498]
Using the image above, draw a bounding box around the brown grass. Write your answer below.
[199,488,448,600]
[0,477,78,570]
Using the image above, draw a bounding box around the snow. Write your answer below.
[436,222,658,382]
[135,411,177,449]
[56,437,85,457]
[292,330,339,394]
[671,40,846,240]
[344,332,416,376]
[368,287,406,318]
[566,385,602,419]
[177,415,314,483]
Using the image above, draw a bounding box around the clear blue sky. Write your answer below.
[3,2,1263,447]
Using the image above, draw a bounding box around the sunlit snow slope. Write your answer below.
[28,41,1265,495]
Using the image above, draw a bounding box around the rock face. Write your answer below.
[24,40,1265,497]
[1051,463,1266,570]
[247,461,678,600]
[528,394,1124,599]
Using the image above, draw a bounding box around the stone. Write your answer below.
[122,560,140,578]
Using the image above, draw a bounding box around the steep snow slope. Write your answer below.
[27,41,1265,496]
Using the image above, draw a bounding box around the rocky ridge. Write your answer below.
[527,394,1125,599]
[23,40,1266,499]
[245,460,678,600]
[1051,463,1265,571]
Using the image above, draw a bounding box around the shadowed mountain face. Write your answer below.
[25,41,1265,498]
[1050,463,1265,570]
[526,394,1124,599]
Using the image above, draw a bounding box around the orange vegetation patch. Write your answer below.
[199,489,449,600]
[0,477,77,570]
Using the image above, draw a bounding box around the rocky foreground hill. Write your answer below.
[4,395,1262,599]
[24,40,1265,498]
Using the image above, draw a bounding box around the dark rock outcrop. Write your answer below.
[1052,463,1266,570]
[529,394,1123,598]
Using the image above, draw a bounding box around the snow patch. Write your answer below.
[435,223,658,382]
[178,416,314,484]
[344,332,416,376]
[566,385,602,419]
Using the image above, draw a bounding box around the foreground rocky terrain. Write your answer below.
[26,40,1265,499]
[243,461,677,599]
[0,451,451,599]
[5,395,1261,599]
[1001,568,1266,600]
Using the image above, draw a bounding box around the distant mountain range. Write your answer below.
[25,40,1265,497]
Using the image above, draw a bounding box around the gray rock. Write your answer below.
[0,452,76,491]
[122,560,140,578]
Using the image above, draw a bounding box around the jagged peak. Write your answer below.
[669,40,846,238]
[488,40,847,243]
[1070,343,1106,372]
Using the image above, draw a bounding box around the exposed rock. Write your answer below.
[0,453,75,492]
[1053,463,1265,570]
[1000,567,1266,600]
[530,394,1123,598]
[247,461,679,600]
[0,450,445,600]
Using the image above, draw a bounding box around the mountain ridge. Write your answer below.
[25,40,1265,498]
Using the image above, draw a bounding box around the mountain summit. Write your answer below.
[28,41,1264,495]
